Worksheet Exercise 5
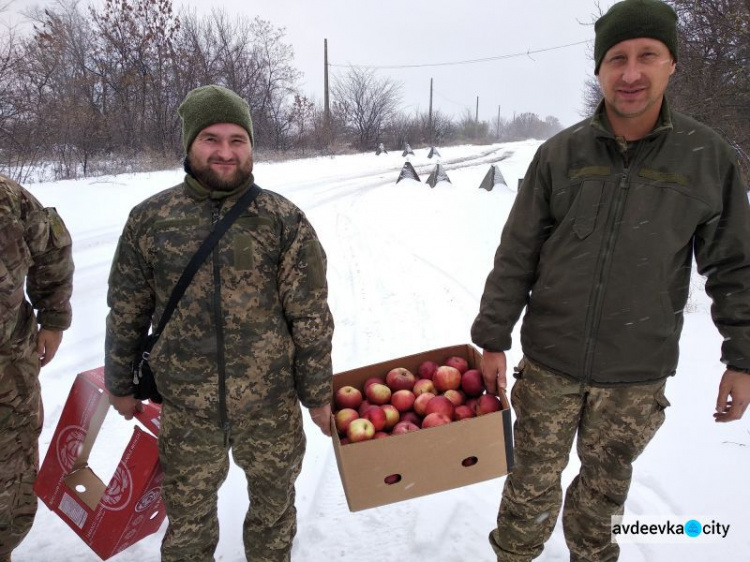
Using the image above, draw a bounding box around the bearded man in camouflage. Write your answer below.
[1,175,73,562]
[105,85,334,562]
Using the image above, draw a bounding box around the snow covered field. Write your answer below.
[14,141,750,561]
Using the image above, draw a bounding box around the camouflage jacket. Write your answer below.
[105,177,334,424]
[0,174,74,350]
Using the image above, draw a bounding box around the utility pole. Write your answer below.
[324,39,331,145]
[496,105,501,139]
[428,78,434,145]
[475,96,479,139]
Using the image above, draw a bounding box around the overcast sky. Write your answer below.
[5,0,612,127]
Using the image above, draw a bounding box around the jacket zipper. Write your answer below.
[212,202,231,445]
[580,139,640,383]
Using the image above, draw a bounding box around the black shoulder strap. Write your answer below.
[151,183,262,340]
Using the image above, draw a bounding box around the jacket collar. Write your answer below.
[590,97,674,141]
[184,173,254,201]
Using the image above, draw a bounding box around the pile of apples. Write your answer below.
[333,356,502,444]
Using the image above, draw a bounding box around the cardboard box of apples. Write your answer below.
[330,344,513,511]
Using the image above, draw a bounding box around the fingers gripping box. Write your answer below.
[34,367,165,560]
[331,344,514,512]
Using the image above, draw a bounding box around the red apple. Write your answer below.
[442,389,466,407]
[476,393,502,415]
[421,412,452,428]
[400,411,422,427]
[465,397,479,412]
[391,389,416,412]
[433,365,462,392]
[381,404,400,430]
[347,418,375,442]
[334,386,363,410]
[391,421,420,435]
[413,392,436,417]
[385,367,417,391]
[417,360,439,380]
[445,356,469,374]
[363,376,385,390]
[358,400,374,416]
[461,369,485,397]
[413,379,437,396]
[365,383,392,405]
[334,408,359,435]
[425,395,455,419]
[340,437,350,445]
[374,431,390,439]
[363,405,387,432]
[454,404,476,420]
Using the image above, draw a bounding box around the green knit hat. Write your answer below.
[178,85,254,153]
[594,0,678,74]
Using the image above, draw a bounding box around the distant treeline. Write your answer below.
[0,0,565,182]
[1,0,746,184]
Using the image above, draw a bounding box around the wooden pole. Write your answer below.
[475,96,479,139]
[324,39,331,145]
[428,78,434,145]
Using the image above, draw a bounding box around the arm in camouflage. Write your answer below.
[0,175,73,340]
[105,211,155,397]
[277,210,334,409]
[24,202,74,331]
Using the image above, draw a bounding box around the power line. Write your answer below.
[329,40,589,70]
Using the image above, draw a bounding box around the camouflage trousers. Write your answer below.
[490,357,670,562]
[159,400,306,562]
[0,326,42,561]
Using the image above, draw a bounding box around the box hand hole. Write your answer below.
[461,456,478,467]
[384,474,402,485]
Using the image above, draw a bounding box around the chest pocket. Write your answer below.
[573,180,604,240]
[233,216,276,271]
[152,217,202,277]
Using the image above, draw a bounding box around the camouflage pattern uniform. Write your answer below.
[105,176,333,562]
[490,358,669,562]
[0,175,73,561]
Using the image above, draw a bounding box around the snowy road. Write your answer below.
[15,142,750,561]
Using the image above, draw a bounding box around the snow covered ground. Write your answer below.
[14,142,750,561]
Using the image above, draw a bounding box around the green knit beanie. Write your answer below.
[594,0,678,74]
[178,85,254,153]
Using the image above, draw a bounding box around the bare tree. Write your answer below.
[581,0,749,181]
[670,0,749,179]
[331,66,402,150]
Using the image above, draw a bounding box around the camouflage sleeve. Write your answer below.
[105,211,155,397]
[277,211,334,409]
[23,193,74,331]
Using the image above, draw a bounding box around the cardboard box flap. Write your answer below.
[64,468,107,511]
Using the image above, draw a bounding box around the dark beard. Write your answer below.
[185,155,252,191]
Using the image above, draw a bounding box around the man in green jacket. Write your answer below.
[0,175,74,562]
[472,1,750,560]
[106,85,334,562]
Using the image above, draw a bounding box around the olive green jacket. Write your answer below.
[105,177,334,423]
[472,99,750,384]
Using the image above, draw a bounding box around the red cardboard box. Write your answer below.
[34,367,165,560]
[331,344,514,511]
